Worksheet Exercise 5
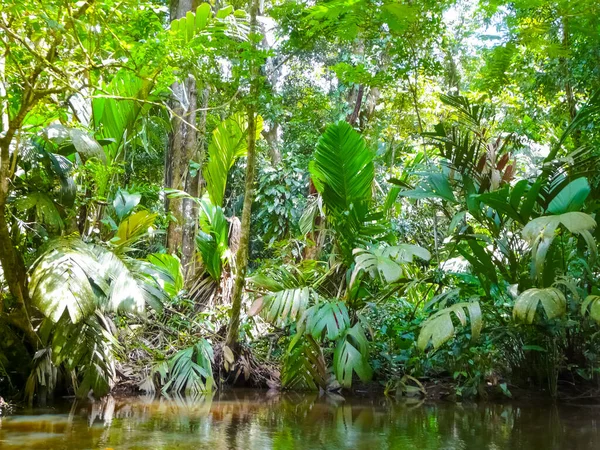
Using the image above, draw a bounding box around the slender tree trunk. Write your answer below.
[165,0,200,277]
[182,86,209,281]
[561,14,579,147]
[225,0,260,350]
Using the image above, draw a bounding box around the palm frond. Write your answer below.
[111,210,158,252]
[196,198,230,280]
[50,311,119,397]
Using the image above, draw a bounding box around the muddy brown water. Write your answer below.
[1,390,600,449]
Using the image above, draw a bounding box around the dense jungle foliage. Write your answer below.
[1,0,600,404]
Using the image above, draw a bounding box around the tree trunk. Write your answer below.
[0,141,38,346]
[225,0,260,350]
[165,0,200,277]
[346,84,364,126]
[262,123,281,165]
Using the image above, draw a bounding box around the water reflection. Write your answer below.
[1,390,600,449]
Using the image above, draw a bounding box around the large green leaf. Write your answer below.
[113,190,141,221]
[418,301,482,351]
[581,295,600,323]
[513,288,566,323]
[400,173,456,203]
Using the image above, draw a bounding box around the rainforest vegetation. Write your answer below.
[1,0,600,404]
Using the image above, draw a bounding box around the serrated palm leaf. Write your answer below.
[29,238,108,323]
[146,253,184,299]
[309,121,374,261]
[204,113,263,206]
[50,311,118,398]
[513,288,566,323]
[581,295,600,323]
[162,340,214,395]
[255,287,312,326]
[418,301,482,350]
[111,210,157,251]
[523,212,597,279]
[300,300,350,341]
[352,244,430,284]
[333,324,373,388]
[92,247,164,315]
[281,335,327,390]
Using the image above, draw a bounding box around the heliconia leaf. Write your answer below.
[513,288,566,323]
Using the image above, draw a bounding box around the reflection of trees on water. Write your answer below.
[2,392,600,449]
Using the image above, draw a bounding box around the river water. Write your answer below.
[1,390,599,449]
